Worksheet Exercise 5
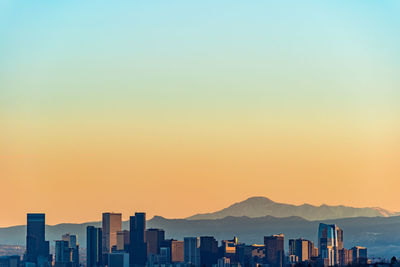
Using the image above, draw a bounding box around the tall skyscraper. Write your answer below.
[87,226,103,267]
[318,223,342,266]
[184,237,200,267]
[129,213,147,267]
[102,213,122,253]
[199,236,218,267]
[25,213,51,266]
[62,234,79,267]
[145,229,165,256]
[264,234,284,267]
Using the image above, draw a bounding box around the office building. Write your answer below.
[62,234,79,267]
[116,231,130,252]
[288,238,316,262]
[171,241,184,263]
[264,234,284,267]
[129,213,147,267]
[25,213,51,267]
[200,236,218,267]
[87,226,103,267]
[352,246,368,265]
[318,223,342,266]
[102,213,122,253]
[184,237,200,267]
[55,240,72,267]
[145,229,165,256]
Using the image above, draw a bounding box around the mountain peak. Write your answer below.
[187,196,395,221]
[241,196,275,204]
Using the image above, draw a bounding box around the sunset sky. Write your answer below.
[1,0,400,227]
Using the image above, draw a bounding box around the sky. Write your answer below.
[0,0,400,227]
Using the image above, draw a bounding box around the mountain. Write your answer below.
[2,215,400,258]
[186,196,398,221]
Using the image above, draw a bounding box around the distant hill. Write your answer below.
[2,215,400,258]
[187,196,398,221]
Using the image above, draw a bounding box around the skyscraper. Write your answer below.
[62,234,79,267]
[171,241,184,263]
[87,226,103,267]
[318,223,342,266]
[288,238,316,263]
[102,213,122,253]
[55,240,72,267]
[25,213,51,266]
[129,213,147,267]
[264,234,284,267]
[145,229,165,256]
[351,246,367,265]
[199,236,218,267]
[184,237,200,267]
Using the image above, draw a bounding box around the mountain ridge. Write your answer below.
[186,196,398,220]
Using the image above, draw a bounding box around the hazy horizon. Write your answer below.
[0,196,398,228]
[1,1,400,227]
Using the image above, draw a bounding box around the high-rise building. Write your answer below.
[338,248,352,266]
[55,240,72,267]
[117,231,130,252]
[288,238,316,263]
[62,234,79,267]
[318,223,342,266]
[102,213,122,254]
[145,229,165,256]
[351,246,367,265]
[171,241,184,263]
[200,236,218,267]
[184,237,200,267]
[87,226,103,267]
[25,213,51,266]
[129,213,147,267]
[264,234,284,267]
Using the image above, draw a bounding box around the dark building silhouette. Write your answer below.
[55,240,72,267]
[200,236,218,267]
[62,234,79,267]
[0,255,21,267]
[264,234,284,267]
[145,229,165,256]
[129,213,147,267]
[87,226,103,267]
[184,237,200,267]
[25,213,50,266]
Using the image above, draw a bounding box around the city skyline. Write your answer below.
[1,1,400,227]
[13,212,370,267]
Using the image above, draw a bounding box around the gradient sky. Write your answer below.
[1,0,400,227]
